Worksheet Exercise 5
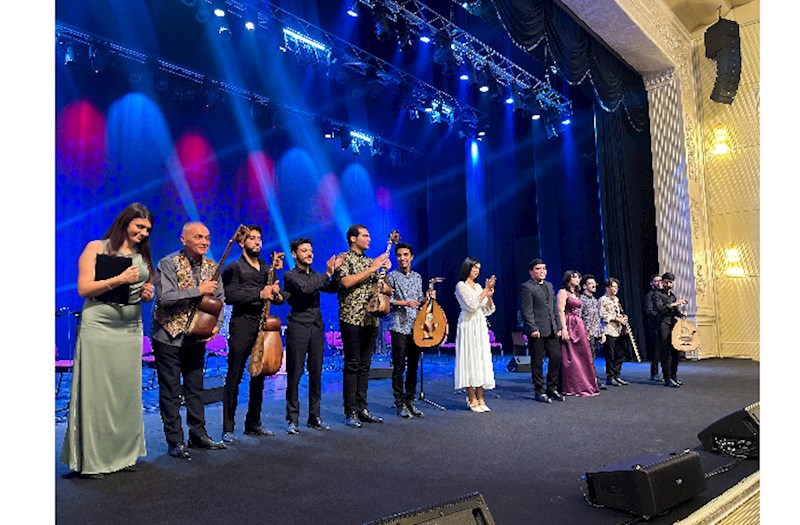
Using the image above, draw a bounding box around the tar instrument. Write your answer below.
[249,251,285,377]
[672,309,700,352]
[619,305,641,362]
[413,278,448,348]
[187,224,249,339]
[366,230,399,318]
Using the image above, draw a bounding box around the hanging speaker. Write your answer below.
[704,18,741,104]
[584,451,707,517]
[697,401,759,458]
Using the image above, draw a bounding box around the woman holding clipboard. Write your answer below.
[61,202,155,479]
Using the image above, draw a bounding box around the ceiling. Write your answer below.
[664,0,759,34]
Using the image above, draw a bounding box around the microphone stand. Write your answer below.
[418,345,445,411]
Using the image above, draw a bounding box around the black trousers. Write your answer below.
[153,339,207,445]
[390,331,420,406]
[659,325,680,381]
[603,334,627,379]
[340,322,377,415]
[646,325,661,376]
[530,333,562,394]
[285,320,324,424]
[222,316,266,433]
[588,335,602,381]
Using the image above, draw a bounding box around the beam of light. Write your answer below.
[56,100,107,189]
[282,27,330,52]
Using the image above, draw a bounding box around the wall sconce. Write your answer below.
[710,127,730,155]
[722,246,745,277]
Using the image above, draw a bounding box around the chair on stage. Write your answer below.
[488,330,504,361]
[204,333,229,377]
[55,346,74,396]
[141,335,157,390]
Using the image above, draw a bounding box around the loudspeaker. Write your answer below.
[585,451,707,517]
[363,492,496,525]
[704,18,741,104]
[506,355,531,373]
[698,401,759,458]
[369,358,393,379]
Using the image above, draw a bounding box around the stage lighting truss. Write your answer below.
[281,27,331,66]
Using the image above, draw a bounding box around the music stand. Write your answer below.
[418,346,445,411]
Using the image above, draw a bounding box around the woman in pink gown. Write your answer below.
[557,271,600,397]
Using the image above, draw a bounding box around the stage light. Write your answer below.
[340,129,353,150]
[531,114,540,120]
[433,29,456,72]
[347,1,359,18]
[561,118,571,125]
[505,97,514,104]
[89,42,110,74]
[218,21,232,41]
[460,73,469,81]
[395,17,413,53]
[212,0,226,18]
[244,6,256,31]
[63,44,76,67]
[372,3,391,41]
[419,35,431,44]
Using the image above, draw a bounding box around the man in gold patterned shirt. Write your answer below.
[336,224,391,428]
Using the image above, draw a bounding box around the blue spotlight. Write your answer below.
[479,86,489,93]
[505,97,514,104]
[561,118,571,125]
[213,0,226,18]
[460,73,469,80]
[245,21,255,31]
[347,1,359,17]
[419,35,431,43]
[532,114,541,120]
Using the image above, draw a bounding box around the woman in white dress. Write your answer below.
[453,257,496,412]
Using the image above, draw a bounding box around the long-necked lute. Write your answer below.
[413,277,448,348]
[187,224,249,339]
[366,230,399,318]
[249,251,285,377]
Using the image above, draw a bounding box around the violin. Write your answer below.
[413,278,448,348]
[248,251,285,377]
[366,230,399,318]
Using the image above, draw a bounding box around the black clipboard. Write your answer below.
[94,254,132,304]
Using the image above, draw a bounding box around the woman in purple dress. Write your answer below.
[557,271,600,397]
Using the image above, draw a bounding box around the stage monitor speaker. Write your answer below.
[704,18,741,104]
[506,355,531,373]
[363,492,496,525]
[177,376,224,404]
[585,451,707,517]
[698,401,759,459]
[369,358,393,379]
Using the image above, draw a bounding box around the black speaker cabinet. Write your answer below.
[698,401,759,459]
[363,492,496,525]
[585,451,707,517]
[704,18,741,104]
[507,355,531,373]
[369,358,393,379]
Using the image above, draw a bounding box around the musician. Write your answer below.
[578,274,607,390]
[519,258,564,403]
[386,242,429,418]
[598,278,630,387]
[655,272,687,388]
[220,225,282,444]
[282,238,342,435]
[151,222,227,459]
[644,274,663,381]
[336,224,391,428]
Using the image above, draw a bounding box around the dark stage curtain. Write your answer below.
[490,0,648,130]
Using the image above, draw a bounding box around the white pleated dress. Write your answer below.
[454,281,496,390]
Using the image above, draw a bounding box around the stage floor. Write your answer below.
[55,355,759,524]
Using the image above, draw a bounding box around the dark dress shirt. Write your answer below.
[221,256,269,319]
[283,266,338,327]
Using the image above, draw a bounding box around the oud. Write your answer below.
[366,230,399,318]
[186,225,249,339]
[413,278,448,348]
[249,251,285,377]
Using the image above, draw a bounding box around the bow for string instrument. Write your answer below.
[671,306,700,352]
[366,230,400,318]
[619,305,642,362]
[413,278,448,348]
[187,224,249,339]
[249,251,285,377]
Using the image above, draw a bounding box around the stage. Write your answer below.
[55,356,759,524]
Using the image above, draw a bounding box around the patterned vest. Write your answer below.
[154,254,217,337]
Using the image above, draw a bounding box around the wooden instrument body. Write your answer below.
[249,252,285,377]
[366,230,399,318]
[187,225,249,339]
[671,317,700,352]
[413,278,448,348]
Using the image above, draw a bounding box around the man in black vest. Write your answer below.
[519,258,564,403]
[655,272,687,388]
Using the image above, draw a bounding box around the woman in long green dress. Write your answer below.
[61,203,155,479]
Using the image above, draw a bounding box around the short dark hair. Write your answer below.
[394,242,414,256]
[661,272,675,281]
[562,270,580,291]
[290,237,312,254]
[458,257,481,282]
[580,274,596,288]
[528,258,545,270]
[604,277,620,288]
[346,224,367,246]
[246,225,263,235]
[650,273,661,281]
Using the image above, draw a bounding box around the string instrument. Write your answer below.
[619,305,641,362]
[249,251,285,377]
[672,309,700,352]
[366,230,400,318]
[187,224,249,339]
[413,278,448,348]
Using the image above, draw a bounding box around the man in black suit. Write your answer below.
[655,272,687,388]
[519,258,564,403]
[643,274,662,381]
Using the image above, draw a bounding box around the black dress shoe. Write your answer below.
[168,442,192,460]
[344,412,362,428]
[307,417,331,430]
[80,473,105,480]
[615,377,630,386]
[244,426,275,437]
[664,378,680,388]
[396,404,412,418]
[675,379,683,386]
[535,392,552,403]
[221,431,239,444]
[598,381,608,390]
[547,390,567,402]
[650,374,661,382]
[188,435,227,449]
[357,409,383,423]
[607,378,621,387]
[286,421,300,435]
[407,403,424,418]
